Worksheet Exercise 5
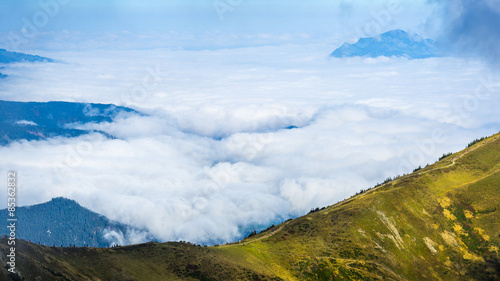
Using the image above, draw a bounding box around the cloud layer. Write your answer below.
[0,44,499,245]
[433,0,500,66]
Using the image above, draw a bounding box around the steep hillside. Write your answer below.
[1,132,499,280]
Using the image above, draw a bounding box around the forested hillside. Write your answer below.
[1,197,149,248]
[0,100,137,145]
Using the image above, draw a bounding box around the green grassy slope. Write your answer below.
[1,133,499,280]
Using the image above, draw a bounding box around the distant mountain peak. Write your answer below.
[48,196,79,205]
[331,29,440,59]
[380,29,408,37]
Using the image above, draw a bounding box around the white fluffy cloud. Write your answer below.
[0,43,499,245]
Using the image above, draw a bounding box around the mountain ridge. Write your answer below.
[0,49,53,64]
[0,49,53,78]
[0,100,138,145]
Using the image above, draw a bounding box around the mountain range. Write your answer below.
[0,132,498,280]
[331,29,440,59]
[0,49,53,78]
[0,100,137,145]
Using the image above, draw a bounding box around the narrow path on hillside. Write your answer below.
[420,134,499,175]
[454,166,500,189]
[219,221,290,248]
[343,134,500,201]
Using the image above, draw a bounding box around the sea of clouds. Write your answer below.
[0,41,499,244]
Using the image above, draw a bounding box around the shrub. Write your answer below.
[467,137,486,148]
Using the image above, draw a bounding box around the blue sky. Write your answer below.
[1,0,437,45]
[2,0,499,59]
[0,0,450,53]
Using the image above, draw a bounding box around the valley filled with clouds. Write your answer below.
[1,44,498,244]
[0,0,499,245]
